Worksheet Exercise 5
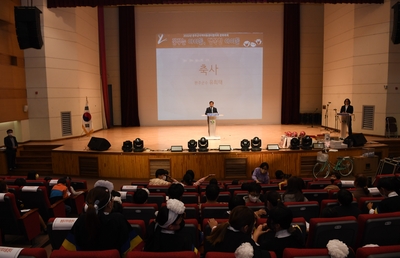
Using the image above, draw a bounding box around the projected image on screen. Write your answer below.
[156,33,263,121]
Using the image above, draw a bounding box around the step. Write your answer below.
[16,156,52,163]
[12,168,53,174]
[16,162,53,170]
[22,144,62,151]
[19,150,53,157]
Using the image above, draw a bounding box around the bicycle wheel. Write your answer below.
[312,162,330,179]
[337,157,354,177]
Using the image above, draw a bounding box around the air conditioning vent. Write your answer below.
[61,112,72,136]
[362,106,374,130]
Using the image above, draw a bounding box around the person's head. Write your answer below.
[337,189,353,206]
[6,129,13,136]
[231,179,240,185]
[134,188,149,204]
[229,206,256,234]
[94,180,114,192]
[86,186,113,214]
[265,190,283,210]
[0,179,8,193]
[168,183,184,200]
[259,162,269,174]
[247,182,262,203]
[377,177,400,196]
[185,170,195,179]
[330,172,341,184]
[155,169,168,180]
[14,178,26,187]
[156,199,185,231]
[182,173,193,186]
[206,184,220,202]
[57,177,67,185]
[344,98,351,105]
[228,195,246,211]
[209,101,214,107]
[286,176,305,193]
[209,178,218,185]
[267,206,293,232]
[275,170,284,179]
[354,174,368,188]
[27,171,39,180]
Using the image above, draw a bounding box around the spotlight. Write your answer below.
[133,138,144,152]
[251,137,262,151]
[198,137,209,152]
[188,139,197,152]
[290,138,300,150]
[301,135,313,150]
[241,139,250,151]
[122,140,132,152]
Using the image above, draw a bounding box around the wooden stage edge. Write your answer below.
[47,125,391,180]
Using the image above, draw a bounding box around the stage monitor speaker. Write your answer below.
[351,133,367,147]
[88,137,111,151]
[392,2,400,44]
[14,6,43,49]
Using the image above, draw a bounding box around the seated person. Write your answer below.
[144,199,194,252]
[282,177,308,202]
[227,196,246,215]
[184,169,215,186]
[133,188,149,204]
[321,189,361,218]
[26,171,39,180]
[252,162,270,184]
[94,180,122,213]
[50,177,72,215]
[367,177,400,214]
[353,173,371,201]
[149,169,178,186]
[62,186,142,255]
[167,183,184,200]
[253,205,304,258]
[205,183,220,203]
[204,205,270,257]
[324,172,341,191]
[265,190,284,212]
[243,182,263,203]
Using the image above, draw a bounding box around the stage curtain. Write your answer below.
[98,6,112,128]
[48,0,384,8]
[119,6,140,126]
[281,3,300,125]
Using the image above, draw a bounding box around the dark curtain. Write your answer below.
[98,6,112,128]
[48,0,384,8]
[281,3,300,124]
[119,6,140,126]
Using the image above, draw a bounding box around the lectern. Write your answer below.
[337,113,350,139]
[206,113,220,140]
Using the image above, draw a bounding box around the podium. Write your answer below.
[337,113,350,139]
[206,113,220,140]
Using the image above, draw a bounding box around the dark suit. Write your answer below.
[205,106,218,115]
[340,105,353,135]
[4,135,18,170]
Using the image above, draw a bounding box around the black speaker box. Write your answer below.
[351,133,367,147]
[88,137,111,151]
[392,2,400,44]
[14,6,43,49]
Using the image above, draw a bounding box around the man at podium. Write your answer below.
[205,101,218,115]
[340,98,354,135]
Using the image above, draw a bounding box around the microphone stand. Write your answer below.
[309,108,318,128]
[333,108,338,132]
[324,103,330,129]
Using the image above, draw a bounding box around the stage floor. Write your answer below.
[32,124,384,152]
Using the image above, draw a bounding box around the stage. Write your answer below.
[45,125,389,180]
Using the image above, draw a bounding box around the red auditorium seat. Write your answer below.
[355,245,400,258]
[205,251,277,258]
[284,201,319,222]
[121,203,157,226]
[0,192,42,243]
[127,251,198,258]
[283,248,330,258]
[50,249,120,258]
[201,203,230,220]
[0,247,47,258]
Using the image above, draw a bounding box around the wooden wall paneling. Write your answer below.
[52,152,81,176]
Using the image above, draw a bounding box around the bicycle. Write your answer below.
[312,150,354,179]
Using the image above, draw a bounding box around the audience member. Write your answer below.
[254,206,304,258]
[204,205,270,257]
[133,188,149,204]
[27,171,39,180]
[181,173,194,186]
[149,169,178,186]
[167,183,184,200]
[209,178,219,185]
[265,190,284,211]
[50,177,72,215]
[184,169,215,186]
[62,186,142,255]
[282,176,308,202]
[275,170,285,180]
[144,199,194,252]
[324,172,341,191]
[228,195,246,214]
[252,162,270,184]
[352,174,371,201]
[367,177,400,214]
[94,180,123,213]
[205,183,220,203]
[243,182,263,203]
[321,189,360,218]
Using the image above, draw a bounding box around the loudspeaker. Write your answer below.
[351,133,367,147]
[14,7,43,49]
[88,137,111,151]
[392,2,400,44]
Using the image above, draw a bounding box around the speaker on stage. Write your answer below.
[351,133,367,147]
[392,2,400,44]
[88,137,111,151]
[14,6,43,49]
